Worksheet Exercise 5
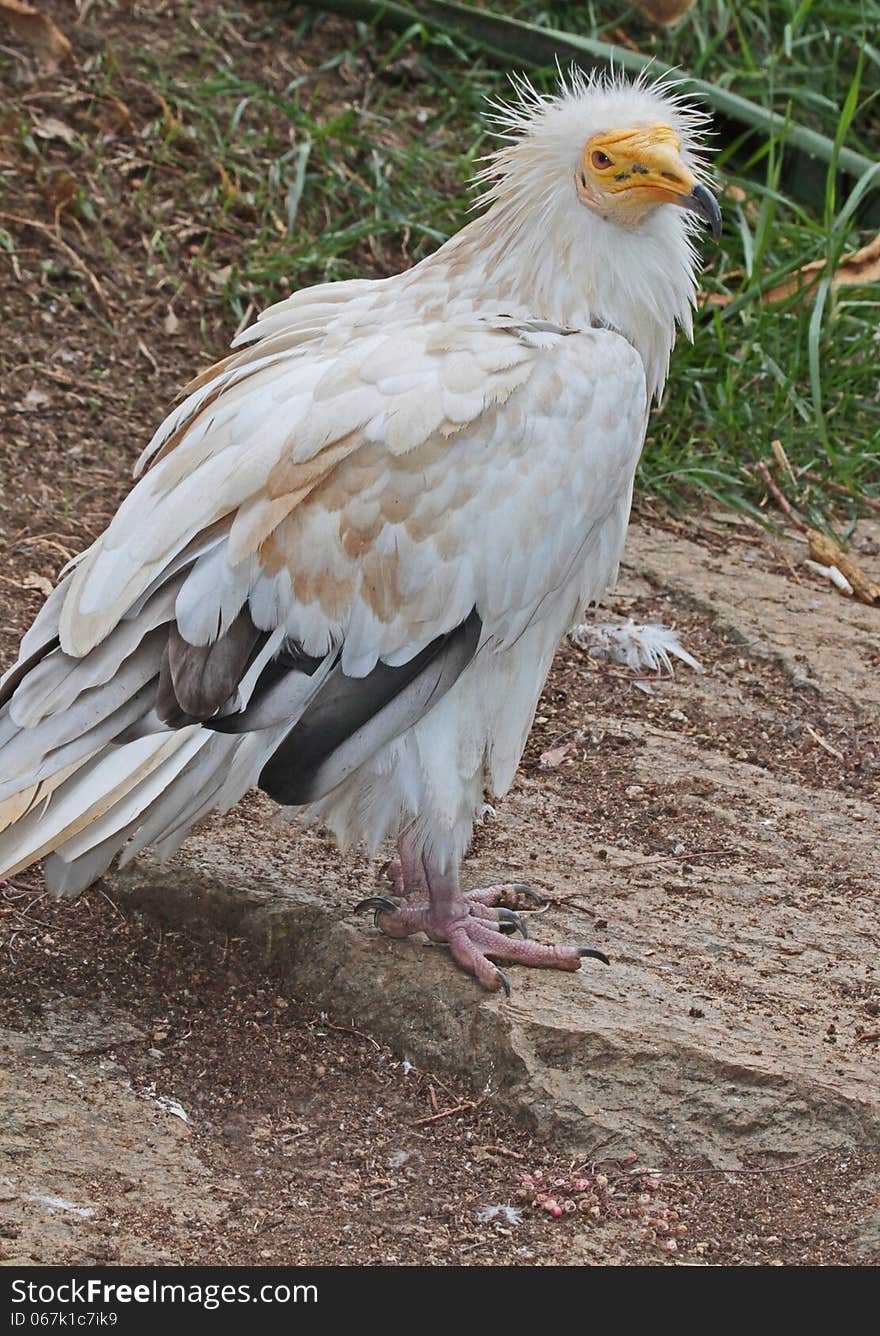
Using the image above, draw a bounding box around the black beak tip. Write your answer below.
[686,181,723,241]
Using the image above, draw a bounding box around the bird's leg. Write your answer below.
[381,827,429,900]
[356,847,608,994]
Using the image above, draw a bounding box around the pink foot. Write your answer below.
[381,864,543,931]
[359,832,608,994]
[356,895,606,993]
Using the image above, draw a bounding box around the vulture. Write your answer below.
[0,72,720,993]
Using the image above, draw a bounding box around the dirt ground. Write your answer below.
[1,1,878,1267]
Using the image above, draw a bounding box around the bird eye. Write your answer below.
[591,150,612,169]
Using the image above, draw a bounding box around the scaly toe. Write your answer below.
[467,920,585,973]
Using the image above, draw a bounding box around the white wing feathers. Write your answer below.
[60,318,534,656]
[58,317,645,674]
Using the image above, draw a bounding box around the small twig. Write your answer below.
[473,1143,526,1162]
[666,1150,838,1179]
[542,895,598,917]
[799,470,880,515]
[413,1099,480,1127]
[770,439,797,489]
[757,459,809,533]
[322,1021,381,1050]
[616,848,733,869]
[93,884,126,920]
[803,723,845,763]
[9,363,117,401]
[457,1238,488,1253]
[3,902,55,931]
[137,337,160,375]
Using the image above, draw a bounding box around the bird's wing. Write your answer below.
[1,313,646,821]
[61,313,646,659]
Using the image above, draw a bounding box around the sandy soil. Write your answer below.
[1,0,878,1267]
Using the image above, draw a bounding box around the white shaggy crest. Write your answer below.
[475,65,711,207]
[435,67,716,401]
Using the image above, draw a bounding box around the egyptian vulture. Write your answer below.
[0,72,720,993]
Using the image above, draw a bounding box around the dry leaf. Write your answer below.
[23,571,53,597]
[30,114,78,146]
[637,0,695,25]
[163,305,180,336]
[208,264,232,288]
[539,741,576,769]
[763,233,880,304]
[0,0,73,70]
[807,529,880,608]
[21,386,50,410]
[705,233,880,309]
[705,235,880,309]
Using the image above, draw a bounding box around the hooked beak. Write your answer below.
[680,181,722,240]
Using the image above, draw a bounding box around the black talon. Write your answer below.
[497,907,529,938]
[579,947,610,966]
[355,896,399,927]
[495,967,511,997]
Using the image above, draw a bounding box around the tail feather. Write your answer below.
[0,755,95,832]
[40,727,283,897]
[0,574,289,891]
[0,733,183,880]
[0,680,159,805]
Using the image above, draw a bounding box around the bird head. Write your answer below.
[467,71,719,396]
[478,69,719,243]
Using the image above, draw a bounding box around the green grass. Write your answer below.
[7,0,879,521]
[105,7,498,304]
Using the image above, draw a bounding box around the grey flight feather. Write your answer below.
[206,643,334,734]
[259,609,483,807]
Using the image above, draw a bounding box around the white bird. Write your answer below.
[0,71,720,993]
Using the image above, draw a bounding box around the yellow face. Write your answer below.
[576,122,720,235]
